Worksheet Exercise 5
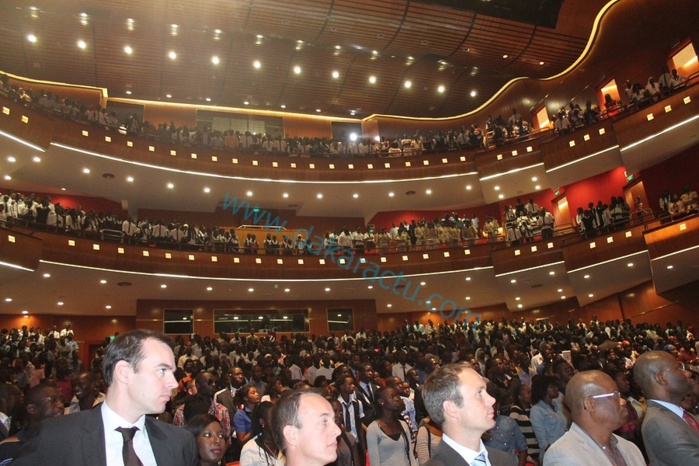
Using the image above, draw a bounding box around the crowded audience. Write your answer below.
[0,316,697,465]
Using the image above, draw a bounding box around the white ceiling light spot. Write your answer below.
[211,55,220,65]
[124,45,133,55]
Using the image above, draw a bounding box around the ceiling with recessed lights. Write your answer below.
[0,0,608,118]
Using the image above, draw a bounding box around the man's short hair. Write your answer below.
[422,362,472,426]
[102,329,172,387]
[271,388,317,454]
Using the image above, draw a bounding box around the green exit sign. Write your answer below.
[627,174,635,181]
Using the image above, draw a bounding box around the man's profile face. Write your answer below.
[230,368,245,387]
[657,353,693,398]
[291,394,341,465]
[32,386,64,421]
[73,373,95,401]
[452,368,496,435]
[126,338,178,416]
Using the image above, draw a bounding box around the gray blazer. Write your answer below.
[642,400,699,466]
[543,422,645,466]
[424,438,517,466]
[13,406,198,466]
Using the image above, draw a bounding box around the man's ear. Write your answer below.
[114,360,133,384]
[283,424,298,448]
[26,403,37,416]
[442,399,458,421]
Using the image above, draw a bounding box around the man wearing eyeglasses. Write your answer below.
[543,371,645,466]
[633,351,699,466]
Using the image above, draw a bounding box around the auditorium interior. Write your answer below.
[0,0,698,355]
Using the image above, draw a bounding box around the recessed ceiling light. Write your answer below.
[404,80,412,89]
[466,185,472,190]
[166,94,172,98]
[282,193,289,198]
[498,194,504,199]
[126,176,134,182]
[205,97,211,102]
[32,156,41,162]
[425,189,432,195]
[465,296,471,300]
[167,182,174,189]
[57,302,64,306]
[3,175,10,181]
[352,193,359,198]
[494,186,500,191]
[584,274,590,279]
[203,187,211,193]
[243,101,249,105]
[325,287,331,292]
[588,293,594,298]
[211,55,220,65]
[253,60,261,69]
[667,265,674,269]
[549,271,555,276]
[248,288,254,292]
[293,65,302,74]
[316,193,323,199]
[77,40,87,49]
[168,50,177,60]
[246,190,253,197]
[388,192,395,197]
[124,45,133,55]
[510,279,517,283]
[502,54,508,59]
[561,295,566,299]
[21,310,28,315]
[105,305,112,309]
[160,284,167,289]
[368,285,373,290]
[437,85,445,93]
[515,297,520,301]
[470,90,477,97]
[465,277,471,281]
[27,34,37,43]
[43,273,51,278]
[557,288,563,292]
[100,279,107,284]
[535,185,541,190]
[332,70,340,79]
[82,168,90,174]
[284,288,291,293]
[5,298,12,302]
[369,75,377,84]
[316,108,321,113]
[532,176,538,182]
[7,156,16,163]
[518,304,523,308]
[280,104,286,109]
[206,287,213,291]
[387,304,392,308]
[539,61,545,65]
[125,90,132,95]
[627,262,634,267]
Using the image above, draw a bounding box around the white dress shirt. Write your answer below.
[442,434,491,466]
[102,401,157,466]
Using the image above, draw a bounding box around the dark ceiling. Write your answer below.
[0,0,606,118]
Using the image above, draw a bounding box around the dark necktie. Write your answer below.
[344,402,353,433]
[116,426,144,466]
[367,384,373,402]
[683,411,699,436]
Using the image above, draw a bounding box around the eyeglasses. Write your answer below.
[587,390,621,401]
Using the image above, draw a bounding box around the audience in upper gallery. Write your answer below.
[658,185,699,220]
[7,69,685,161]
[1,317,698,464]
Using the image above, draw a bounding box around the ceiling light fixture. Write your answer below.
[77,40,87,49]
[211,55,220,65]
[124,45,133,55]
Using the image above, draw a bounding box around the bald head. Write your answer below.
[567,370,627,435]
[633,350,692,404]
[566,371,614,418]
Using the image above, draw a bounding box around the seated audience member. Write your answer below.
[0,383,64,464]
[366,386,417,466]
[234,384,262,447]
[529,376,567,462]
[330,399,361,466]
[483,387,527,466]
[633,350,699,465]
[421,362,516,466]
[0,383,21,440]
[271,389,341,466]
[174,371,231,440]
[185,414,227,466]
[415,416,442,466]
[645,77,661,102]
[509,384,540,464]
[544,371,645,466]
[670,69,688,90]
[240,401,285,466]
[65,371,106,414]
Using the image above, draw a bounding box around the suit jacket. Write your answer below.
[543,422,645,466]
[424,438,517,466]
[216,388,238,427]
[642,400,699,466]
[13,405,197,466]
[355,382,379,424]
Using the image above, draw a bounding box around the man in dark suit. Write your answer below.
[355,362,379,425]
[423,362,516,466]
[633,350,699,466]
[14,329,198,466]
